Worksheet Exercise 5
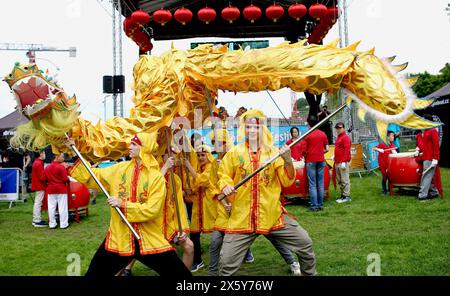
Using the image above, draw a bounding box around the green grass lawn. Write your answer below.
[1,169,449,276]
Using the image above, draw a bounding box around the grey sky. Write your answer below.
[1,0,449,123]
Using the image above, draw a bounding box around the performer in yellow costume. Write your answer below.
[160,153,193,269]
[119,139,194,276]
[218,110,316,276]
[66,132,191,276]
[207,128,301,275]
[184,144,220,272]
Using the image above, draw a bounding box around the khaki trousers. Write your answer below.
[219,214,316,276]
[336,162,351,197]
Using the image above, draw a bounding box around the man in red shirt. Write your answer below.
[373,131,397,195]
[44,153,70,229]
[417,114,441,201]
[333,122,352,203]
[302,116,329,211]
[31,150,47,227]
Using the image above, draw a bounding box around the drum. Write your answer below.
[282,161,330,199]
[68,182,90,209]
[387,152,423,187]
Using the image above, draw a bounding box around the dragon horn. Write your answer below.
[383,55,396,63]
[405,77,418,87]
[366,47,375,55]
[345,41,361,51]
[393,62,408,73]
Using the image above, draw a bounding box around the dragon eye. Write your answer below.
[24,67,28,70]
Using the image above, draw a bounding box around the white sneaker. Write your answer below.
[290,262,301,276]
[342,196,351,203]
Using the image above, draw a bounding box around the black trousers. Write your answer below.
[190,232,202,264]
[85,239,192,277]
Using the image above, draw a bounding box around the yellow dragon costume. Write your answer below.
[4,39,439,158]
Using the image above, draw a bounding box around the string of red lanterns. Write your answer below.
[123,4,339,51]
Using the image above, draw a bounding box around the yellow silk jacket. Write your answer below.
[163,172,190,241]
[217,143,295,234]
[191,162,221,233]
[69,159,173,256]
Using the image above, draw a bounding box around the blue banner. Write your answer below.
[366,140,380,170]
[0,168,20,202]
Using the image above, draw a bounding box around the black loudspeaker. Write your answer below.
[103,75,113,94]
[103,75,125,94]
[113,75,125,93]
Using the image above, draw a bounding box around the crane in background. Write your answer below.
[0,43,76,64]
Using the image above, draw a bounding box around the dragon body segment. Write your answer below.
[4,39,438,161]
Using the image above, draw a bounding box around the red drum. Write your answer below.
[387,152,423,187]
[68,182,90,209]
[282,161,330,199]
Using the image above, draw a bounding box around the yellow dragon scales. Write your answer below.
[4,39,439,162]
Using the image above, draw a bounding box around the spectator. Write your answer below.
[286,127,304,161]
[303,115,329,211]
[31,150,47,227]
[44,153,70,229]
[23,152,32,191]
[333,122,352,203]
[318,105,333,144]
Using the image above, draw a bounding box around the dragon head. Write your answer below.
[5,62,80,151]
[4,62,78,120]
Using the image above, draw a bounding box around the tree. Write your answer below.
[410,63,450,97]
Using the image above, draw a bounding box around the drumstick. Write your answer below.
[422,165,434,176]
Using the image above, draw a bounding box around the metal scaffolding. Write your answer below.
[112,0,124,117]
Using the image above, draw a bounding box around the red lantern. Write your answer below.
[221,5,240,24]
[265,4,284,22]
[325,6,339,21]
[198,7,216,24]
[309,3,327,19]
[133,31,148,43]
[174,7,193,25]
[131,10,151,25]
[288,3,307,21]
[123,17,139,37]
[140,40,153,52]
[153,9,172,26]
[243,4,262,23]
